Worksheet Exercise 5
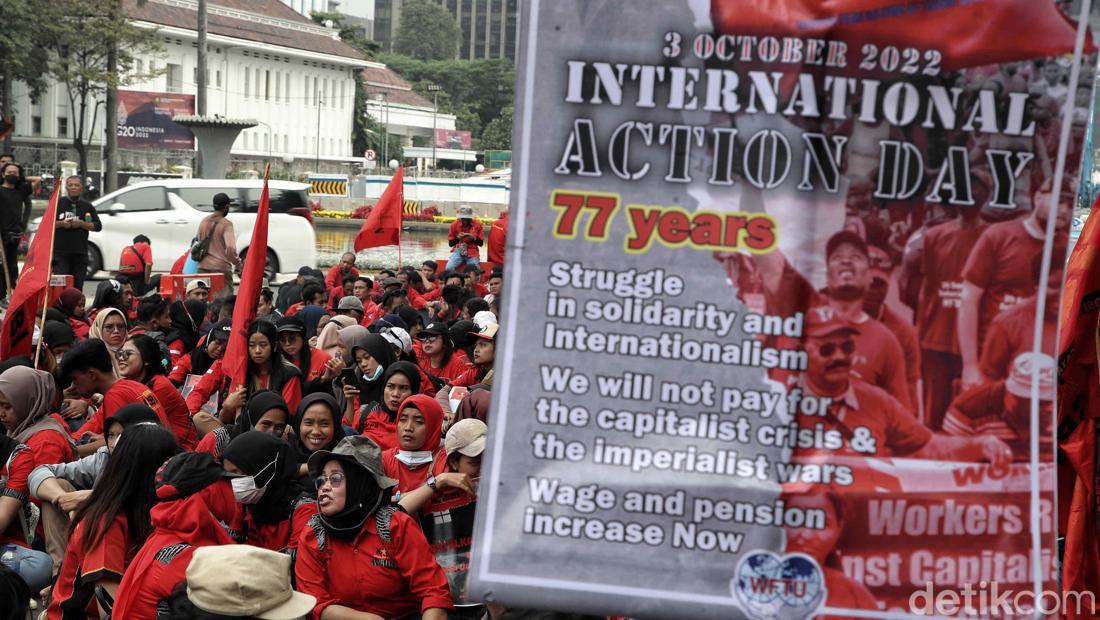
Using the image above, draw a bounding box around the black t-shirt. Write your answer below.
[53,196,102,250]
[0,186,25,238]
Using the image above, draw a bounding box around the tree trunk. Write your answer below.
[104,43,118,193]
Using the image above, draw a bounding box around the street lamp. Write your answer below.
[255,120,274,163]
[427,83,442,170]
[374,92,389,167]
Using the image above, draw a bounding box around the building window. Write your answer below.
[244,67,251,98]
[135,59,144,77]
[216,70,222,87]
[31,116,42,136]
[339,82,345,109]
[166,63,183,93]
[57,116,68,138]
[275,72,281,102]
[265,70,271,101]
[254,68,262,98]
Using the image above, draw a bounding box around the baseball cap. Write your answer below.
[275,316,305,334]
[42,320,75,349]
[337,296,365,313]
[458,205,474,218]
[381,277,401,289]
[825,230,869,261]
[212,192,235,208]
[210,319,233,342]
[186,545,316,619]
[449,320,477,348]
[473,311,497,331]
[804,306,860,339]
[1005,352,1055,401]
[185,278,210,294]
[307,435,397,490]
[380,326,413,354]
[470,322,499,342]
[445,418,487,458]
[417,321,448,339]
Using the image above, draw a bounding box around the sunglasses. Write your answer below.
[817,340,856,357]
[115,349,137,361]
[314,472,346,490]
[420,335,439,344]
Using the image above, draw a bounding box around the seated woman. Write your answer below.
[221,431,314,554]
[292,393,346,486]
[46,424,178,619]
[196,390,290,460]
[55,287,91,341]
[117,334,198,449]
[111,452,241,618]
[338,330,395,427]
[296,435,452,619]
[185,320,302,421]
[381,394,445,495]
[451,323,496,387]
[276,315,343,396]
[355,361,420,450]
[87,307,129,376]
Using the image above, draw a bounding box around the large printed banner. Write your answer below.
[470,1,1095,618]
[116,90,195,149]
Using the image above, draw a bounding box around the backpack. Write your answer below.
[190,219,220,262]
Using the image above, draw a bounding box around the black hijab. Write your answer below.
[221,431,301,524]
[352,334,396,406]
[319,457,388,541]
[292,393,345,463]
[377,361,421,418]
[104,403,162,432]
[232,390,290,439]
[165,300,206,353]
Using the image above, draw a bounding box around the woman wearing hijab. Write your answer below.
[117,335,198,449]
[292,393,345,483]
[112,452,242,618]
[46,424,178,619]
[0,366,74,472]
[355,361,420,451]
[381,326,436,397]
[196,389,291,460]
[339,331,395,426]
[0,435,54,593]
[315,315,357,360]
[298,303,329,341]
[185,320,302,420]
[276,315,343,396]
[87,307,128,376]
[55,287,90,341]
[296,435,452,619]
[164,299,206,365]
[221,431,314,554]
[381,394,445,494]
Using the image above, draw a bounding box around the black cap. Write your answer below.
[212,192,234,208]
[417,321,448,339]
[210,319,232,342]
[449,320,477,348]
[276,315,305,333]
[42,320,75,349]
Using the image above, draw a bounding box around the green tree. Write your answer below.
[480,106,513,151]
[393,0,460,61]
[0,0,60,151]
[43,0,162,178]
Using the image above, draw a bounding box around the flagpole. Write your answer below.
[33,213,59,368]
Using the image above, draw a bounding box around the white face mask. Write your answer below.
[363,365,383,382]
[231,454,277,505]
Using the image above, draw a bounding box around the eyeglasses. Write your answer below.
[817,340,856,358]
[420,335,439,344]
[115,349,136,361]
[314,472,346,490]
[103,323,127,333]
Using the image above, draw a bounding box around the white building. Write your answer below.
[9,0,370,176]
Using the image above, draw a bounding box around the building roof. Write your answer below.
[124,0,366,62]
[361,65,434,108]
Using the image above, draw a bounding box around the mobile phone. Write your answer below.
[340,367,359,387]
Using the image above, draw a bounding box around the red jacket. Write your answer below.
[487,215,507,264]
[75,379,166,438]
[185,360,302,418]
[448,219,484,259]
[295,506,453,619]
[325,264,359,291]
[149,375,198,450]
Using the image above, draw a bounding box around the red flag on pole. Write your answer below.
[222,165,271,394]
[0,182,60,358]
[354,167,403,251]
[1058,193,1100,611]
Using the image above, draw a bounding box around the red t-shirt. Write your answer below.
[382,448,444,494]
[979,298,1057,381]
[298,348,333,383]
[47,515,130,620]
[916,218,988,354]
[418,351,472,383]
[118,242,152,275]
[448,220,485,259]
[962,219,1044,348]
[798,380,932,458]
[326,264,359,291]
[70,318,90,341]
[0,446,35,548]
[76,379,166,438]
[295,507,453,619]
[149,375,198,450]
[942,381,1053,460]
[360,409,399,453]
[875,304,921,411]
[487,216,507,265]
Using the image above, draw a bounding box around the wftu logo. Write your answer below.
[732,551,826,620]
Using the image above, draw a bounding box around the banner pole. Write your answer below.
[0,241,11,304]
[33,221,58,368]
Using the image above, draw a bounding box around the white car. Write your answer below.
[33,179,317,282]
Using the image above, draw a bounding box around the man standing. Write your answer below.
[446,205,484,272]
[0,163,25,299]
[52,176,102,289]
[117,234,153,295]
[487,209,508,266]
[325,252,359,290]
[196,192,241,296]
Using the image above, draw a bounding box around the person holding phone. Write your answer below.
[445,205,484,272]
[52,175,102,290]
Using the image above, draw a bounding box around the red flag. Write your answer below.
[222,166,271,395]
[355,167,403,251]
[0,182,60,358]
[1058,193,1100,611]
[711,0,1092,71]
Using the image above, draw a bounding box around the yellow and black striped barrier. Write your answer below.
[309,178,349,196]
[403,200,420,215]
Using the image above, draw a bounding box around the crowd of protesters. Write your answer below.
[0,233,545,620]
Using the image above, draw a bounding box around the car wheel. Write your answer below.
[239,249,279,283]
[86,245,103,280]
